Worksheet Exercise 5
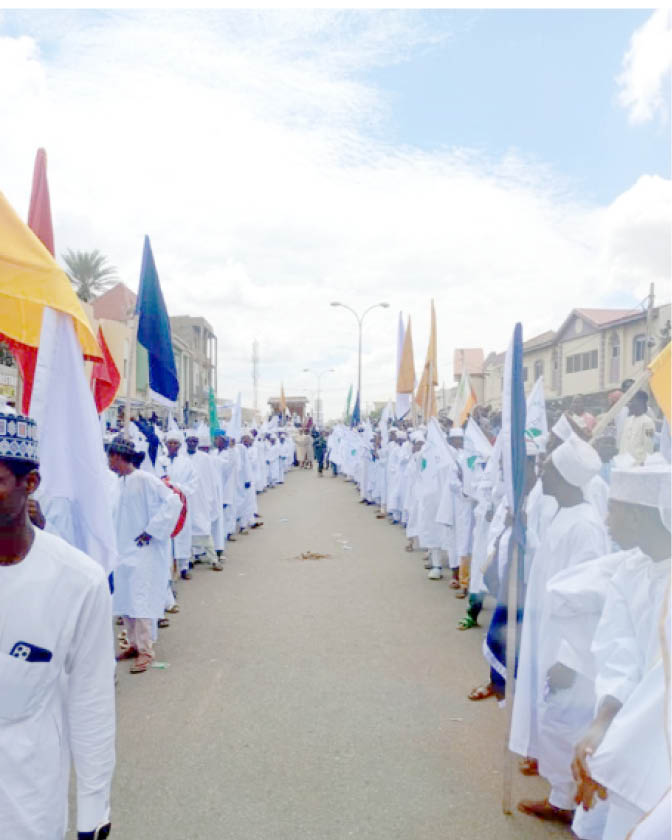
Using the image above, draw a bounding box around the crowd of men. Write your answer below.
[0,406,298,839]
[323,384,670,840]
[105,418,298,673]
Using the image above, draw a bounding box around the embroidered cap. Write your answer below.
[0,413,39,465]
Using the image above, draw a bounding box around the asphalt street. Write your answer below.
[73,466,569,839]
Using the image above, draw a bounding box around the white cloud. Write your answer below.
[0,11,669,421]
[617,9,672,125]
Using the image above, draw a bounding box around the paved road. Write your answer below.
[75,467,568,839]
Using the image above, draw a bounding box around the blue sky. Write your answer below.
[0,9,669,413]
[367,9,668,204]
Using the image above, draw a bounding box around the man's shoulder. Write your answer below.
[33,528,107,588]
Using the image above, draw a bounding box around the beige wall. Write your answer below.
[556,333,601,397]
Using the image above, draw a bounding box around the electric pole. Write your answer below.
[252,340,259,415]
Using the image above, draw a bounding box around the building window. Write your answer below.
[534,359,544,381]
[633,334,646,364]
[609,333,620,383]
[523,366,528,382]
[566,349,598,373]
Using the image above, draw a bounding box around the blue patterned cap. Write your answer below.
[0,413,40,465]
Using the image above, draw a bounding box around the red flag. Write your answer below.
[90,326,121,413]
[27,148,55,256]
[13,149,55,411]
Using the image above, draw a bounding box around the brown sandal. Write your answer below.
[519,757,539,776]
[517,799,573,824]
[468,682,496,701]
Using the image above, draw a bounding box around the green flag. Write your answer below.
[208,387,218,436]
[344,384,353,422]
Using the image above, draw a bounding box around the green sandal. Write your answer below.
[457,615,478,630]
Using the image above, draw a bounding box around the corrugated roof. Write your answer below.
[574,308,640,326]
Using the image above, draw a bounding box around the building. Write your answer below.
[481,304,671,413]
[90,283,219,426]
[453,348,485,403]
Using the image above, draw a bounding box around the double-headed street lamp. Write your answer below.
[303,367,335,427]
[330,301,389,415]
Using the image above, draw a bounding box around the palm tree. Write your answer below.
[62,249,118,302]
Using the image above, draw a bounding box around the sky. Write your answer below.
[0,8,670,420]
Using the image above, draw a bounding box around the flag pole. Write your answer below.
[502,538,519,814]
[124,315,138,434]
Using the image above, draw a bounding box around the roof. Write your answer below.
[574,308,641,327]
[268,396,308,404]
[453,348,484,378]
[91,282,136,322]
[524,330,556,350]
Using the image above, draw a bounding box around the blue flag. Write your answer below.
[483,323,527,697]
[351,390,361,427]
[135,236,178,404]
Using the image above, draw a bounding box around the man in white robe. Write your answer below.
[109,437,182,672]
[573,464,670,840]
[212,432,237,542]
[155,429,197,580]
[184,432,223,571]
[513,434,610,824]
[0,415,115,839]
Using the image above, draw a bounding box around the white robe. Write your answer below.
[509,502,609,775]
[588,554,670,821]
[111,469,182,619]
[155,453,197,560]
[0,529,115,839]
[184,450,218,537]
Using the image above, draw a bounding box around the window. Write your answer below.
[534,359,544,381]
[633,334,646,364]
[523,366,528,382]
[609,334,620,383]
[565,349,598,374]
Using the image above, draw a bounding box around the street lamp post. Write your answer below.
[303,367,335,427]
[330,301,389,415]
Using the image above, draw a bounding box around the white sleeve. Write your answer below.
[65,574,116,832]
[592,575,642,708]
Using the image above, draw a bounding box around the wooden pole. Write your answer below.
[502,539,520,814]
[124,316,138,434]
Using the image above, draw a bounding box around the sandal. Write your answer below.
[129,653,154,674]
[517,799,574,824]
[457,616,478,631]
[468,682,496,701]
[157,618,170,628]
[449,579,460,590]
[519,757,539,776]
[455,589,468,599]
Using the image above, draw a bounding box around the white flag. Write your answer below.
[30,307,117,574]
[525,375,548,451]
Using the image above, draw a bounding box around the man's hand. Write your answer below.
[572,728,608,810]
[135,532,152,547]
[27,499,46,530]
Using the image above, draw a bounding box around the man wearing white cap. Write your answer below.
[184,431,223,572]
[513,433,610,825]
[156,429,197,580]
[572,463,670,840]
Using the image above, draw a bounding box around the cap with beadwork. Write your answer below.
[0,413,39,465]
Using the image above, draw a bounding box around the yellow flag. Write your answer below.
[648,342,670,424]
[280,383,287,414]
[396,316,415,394]
[0,191,100,359]
[414,300,438,418]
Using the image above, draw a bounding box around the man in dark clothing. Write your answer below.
[313,431,327,475]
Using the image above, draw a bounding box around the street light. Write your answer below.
[303,367,335,427]
[330,301,389,414]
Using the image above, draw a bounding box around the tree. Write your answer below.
[62,249,118,302]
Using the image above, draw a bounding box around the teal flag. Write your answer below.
[344,384,353,422]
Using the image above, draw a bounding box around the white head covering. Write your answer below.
[550,433,601,488]
[410,431,425,443]
[449,427,464,439]
[196,423,211,448]
[609,462,671,532]
[551,413,574,442]
[165,428,184,444]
